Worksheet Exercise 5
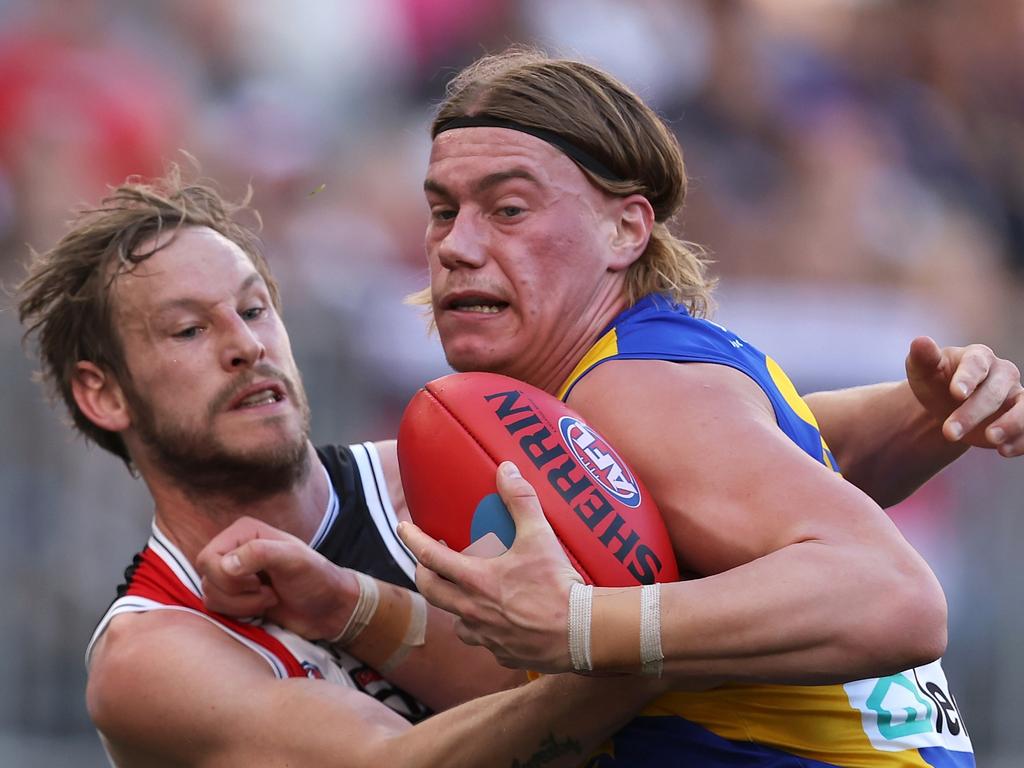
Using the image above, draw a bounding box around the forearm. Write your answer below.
[588,540,946,684]
[805,382,966,507]
[335,573,524,709]
[346,600,525,709]
[377,674,659,768]
[95,613,646,768]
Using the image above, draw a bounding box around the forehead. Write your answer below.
[113,226,261,311]
[426,127,592,192]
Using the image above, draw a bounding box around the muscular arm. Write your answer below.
[806,337,1023,508]
[403,359,947,683]
[87,611,659,768]
[804,382,963,508]
[199,514,523,712]
[571,360,946,682]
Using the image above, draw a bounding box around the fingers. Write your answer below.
[199,515,295,561]
[944,362,1013,438]
[413,560,475,616]
[452,618,485,649]
[944,355,1020,441]
[196,520,309,617]
[986,388,1024,457]
[221,538,298,579]
[947,344,997,402]
[398,520,476,587]
[202,576,278,616]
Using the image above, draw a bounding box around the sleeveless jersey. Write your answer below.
[86,442,429,728]
[558,295,974,768]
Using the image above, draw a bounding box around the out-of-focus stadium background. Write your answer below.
[1,0,1021,765]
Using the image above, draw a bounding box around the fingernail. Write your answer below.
[501,461,521,479]
[223,553,242,574]
[957,383,969,397]
[947,421,963,440]
[989,427,1006,443]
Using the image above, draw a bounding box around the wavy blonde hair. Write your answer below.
[410,48,715,315]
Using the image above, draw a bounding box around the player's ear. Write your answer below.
[607,194,654,272]
[72,361,132,433]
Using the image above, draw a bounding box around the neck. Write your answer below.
[526,287,628,396]
[145,442,328,565]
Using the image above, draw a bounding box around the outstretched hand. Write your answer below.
[196,516,356,641]
[906,336,1023,456]
[397,461,583,673]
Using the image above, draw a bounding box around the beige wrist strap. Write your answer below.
[377,591,428,674]
[332,571,428,674]
[330,570,379,646]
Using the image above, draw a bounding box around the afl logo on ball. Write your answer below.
[558,416,641,508]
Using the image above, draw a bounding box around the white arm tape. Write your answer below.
[639,583,664,677]
[568,582,594,673]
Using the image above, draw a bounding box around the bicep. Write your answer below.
[88,611,408,768]
[568,361,908,576]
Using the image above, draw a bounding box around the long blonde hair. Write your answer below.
[412,48,715,315]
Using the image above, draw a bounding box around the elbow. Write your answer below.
[894,592,947,670]
[912,581,948,666]
[857,559,948,674]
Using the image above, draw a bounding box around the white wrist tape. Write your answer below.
[639,583,664,676]
[568,582,594,672]
[377,591,428,674]
[330,570,380,646]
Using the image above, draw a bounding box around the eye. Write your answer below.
[173,326,204,340]
[497,206,524,218]
[241,306,266,321]
[431,207,457,222]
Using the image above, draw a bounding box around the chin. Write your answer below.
[444,347,515,376]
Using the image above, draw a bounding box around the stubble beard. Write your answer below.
[127,364,314,504]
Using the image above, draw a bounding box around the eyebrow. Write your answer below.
[424,168,541,200]
[150,271,266,317]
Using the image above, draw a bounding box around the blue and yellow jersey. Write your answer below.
[558,294,974,768]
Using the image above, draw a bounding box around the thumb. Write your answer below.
[496,461,550,534]
[906,336,943,380]
[221,538,295,580]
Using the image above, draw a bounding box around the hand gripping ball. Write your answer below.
[397,372,679,587]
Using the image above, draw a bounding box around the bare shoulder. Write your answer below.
[88,609,409,767]
[86,610,274,766]
[372,438,409,523]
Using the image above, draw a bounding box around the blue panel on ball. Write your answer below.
[470,493,516,549]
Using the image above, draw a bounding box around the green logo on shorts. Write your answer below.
[866,674,934,739]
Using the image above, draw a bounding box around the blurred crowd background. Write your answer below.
[1,0,1022,765]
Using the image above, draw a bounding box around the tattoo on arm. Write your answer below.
[510,732,584,768]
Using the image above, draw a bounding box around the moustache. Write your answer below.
[208,363,298,417]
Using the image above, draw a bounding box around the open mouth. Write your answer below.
[445,294,510,314]
[229,384,286,410]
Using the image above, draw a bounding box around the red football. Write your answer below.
[397,372,679,587]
